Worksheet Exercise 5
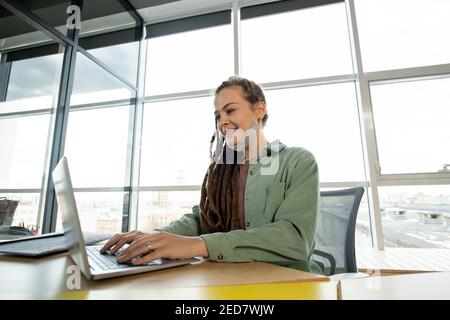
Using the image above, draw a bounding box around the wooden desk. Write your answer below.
[340,271,450,300]
[356,247,450,274]
[0,253,336,300]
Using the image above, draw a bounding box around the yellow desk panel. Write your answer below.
[56,281,338,300]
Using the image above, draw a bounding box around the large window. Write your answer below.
[56,51,135,232]
[241,2,353,83]
[56,105,131,233]
[0,114,51,189]
[355,0,450,71]
[71,52,134,106]
[379,185,450,248]
[56,192,126,234]
[138,191,200,231]
[140,97,215,187]
[145,24,233,95]
[88,42,139,86]
[264,82,365,182]
[371,77,450,174]
[0,47,64,236]
[64,106,130,188]
[2,0,449,251]
[5,54,63,104]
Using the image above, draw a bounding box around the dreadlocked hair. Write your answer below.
[199,76,268,233]
[200,145,244,233]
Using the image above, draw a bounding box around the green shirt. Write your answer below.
[156,140,322,274]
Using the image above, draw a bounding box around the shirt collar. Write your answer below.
[264,139,286,154]
[249,139,286,165]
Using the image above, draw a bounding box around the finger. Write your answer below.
[110,234,137,254]
[119,232,164,257]
[100,233,123,253]
[131,250,164,266]
[117,238,164,263]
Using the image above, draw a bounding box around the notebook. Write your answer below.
[0,231,113,257]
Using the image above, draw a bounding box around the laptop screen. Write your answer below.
[53,156,91,279]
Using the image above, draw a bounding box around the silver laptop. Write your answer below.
[52,156,197,280]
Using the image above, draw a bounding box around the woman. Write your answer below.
[101,76,321,273]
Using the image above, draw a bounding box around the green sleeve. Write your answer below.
[201,150,319,268]
[154,205,201,237]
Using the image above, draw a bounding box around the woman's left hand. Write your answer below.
[116,231,208,265]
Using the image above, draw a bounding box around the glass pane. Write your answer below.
[355,0,450,71]
[56,192,125,234]
[2,53,63,113]
[264,82,365,182]
[71,52,134,106]
[0,12,64,114]
[0,13,64,239]
[0,193,40,239]
[371,77,450,174]
[88,42,139,85]
[145,24,233,95]
[138,191,200,231]
[379,185,450,248]
[140,97,215,186]
[356,191,372,247]
[0,114,52,189]
[64,106,130,188]
[241,3,353,83]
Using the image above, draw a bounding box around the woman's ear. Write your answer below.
[257,101,267,120]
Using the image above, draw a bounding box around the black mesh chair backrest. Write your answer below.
[312,187,365,275]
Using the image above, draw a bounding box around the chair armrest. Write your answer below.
[312,249,336,275]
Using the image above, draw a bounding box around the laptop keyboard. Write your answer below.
[86,246,132,270]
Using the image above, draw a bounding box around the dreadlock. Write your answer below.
[199,76,268,233]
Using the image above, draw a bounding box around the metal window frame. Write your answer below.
[123,9,146,232]
[145,10,231,39]
[241,0,344,19]
[0,0,142,233]
[2,0,449,247]
[2,44,60,63]
[367,69,450,183]
[0,60,11,101]
[344,0,450,249]
[0,0,138,91]
[232,0,241,76]
[345,0,384,249]
[40,0,83,234]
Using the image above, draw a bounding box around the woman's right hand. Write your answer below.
[100,230,147,254]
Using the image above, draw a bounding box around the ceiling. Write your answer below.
[0,0,179,41]
[0,0,280,52]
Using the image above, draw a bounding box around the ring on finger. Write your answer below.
[146,241,152,254]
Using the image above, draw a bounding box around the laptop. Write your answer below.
[52,156,198,280]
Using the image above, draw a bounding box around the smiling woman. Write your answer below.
[101,76,322,274]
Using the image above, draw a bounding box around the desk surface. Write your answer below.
[0,253,336,300]
[357,247,450,274]
[340,271,450,300]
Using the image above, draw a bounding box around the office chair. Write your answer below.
[312,187,369,280]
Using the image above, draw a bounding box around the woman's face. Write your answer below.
[214,86,265,146]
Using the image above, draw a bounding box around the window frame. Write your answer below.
[2,0,449,250]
